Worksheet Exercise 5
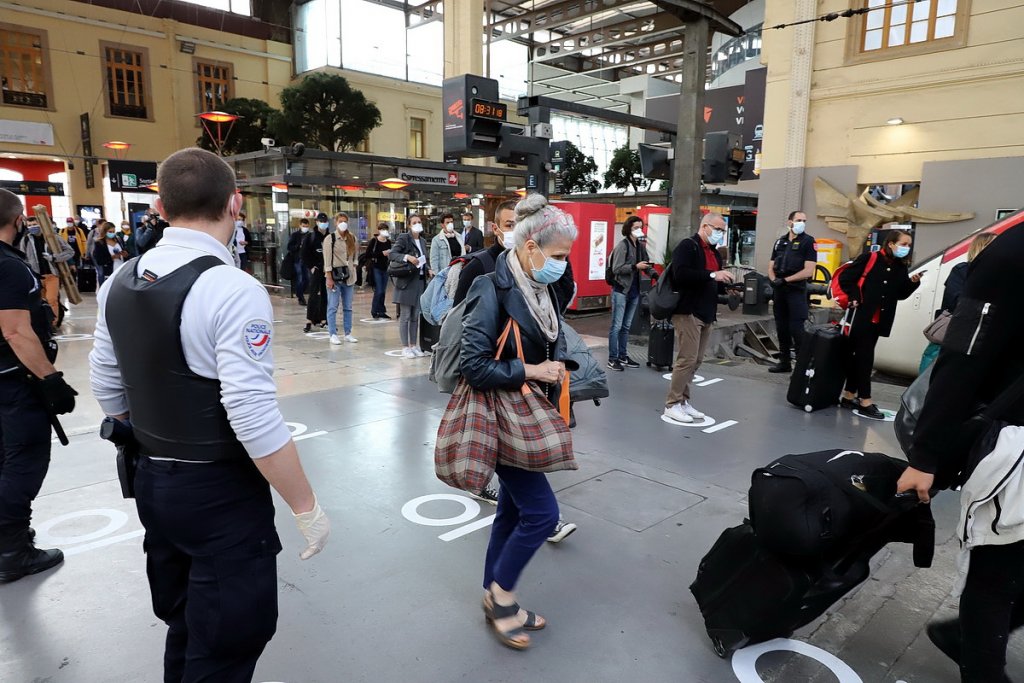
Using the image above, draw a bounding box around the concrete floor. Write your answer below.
[1,286,1018,683]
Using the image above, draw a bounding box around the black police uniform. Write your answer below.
[0,240,64,580]
[770,232,817,359]
[104,257,280,682]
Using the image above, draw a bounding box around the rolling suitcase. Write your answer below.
[647,319,674,370]
[787,324,845,412]
[419,315,441,353]
[77,265,96,293]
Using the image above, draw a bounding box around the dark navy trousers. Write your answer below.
[134,456,281,683]
[0,374,51,552]
[483,464,560,591]
[773,284,809,357]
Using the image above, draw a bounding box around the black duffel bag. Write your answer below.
[748,449,907,557]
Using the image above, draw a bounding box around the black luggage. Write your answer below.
[420,315,441,353]
[691,500,934,657]
[787,324,845,412]
[77,265,96,293]
[647,319,674,369]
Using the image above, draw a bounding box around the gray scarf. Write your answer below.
[507,249,559,343]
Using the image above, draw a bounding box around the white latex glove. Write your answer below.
[293,497,330,560]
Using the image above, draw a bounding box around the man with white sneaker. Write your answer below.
[663,213,733,424]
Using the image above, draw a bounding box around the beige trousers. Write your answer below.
[665,314,713,408]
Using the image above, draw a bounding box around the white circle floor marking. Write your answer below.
[662,373,704,383]
[660,415,717,428]
[53,333,94,342]
[359,318,391,324]
[37,508,129,545]
[384,349,407,357]
[305,331,330,340]
[732,638,862,683]
[402,494,481,527]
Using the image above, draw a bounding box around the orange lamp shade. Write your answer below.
[197,111,240,124]
[514,188,528,197]
[453,193,470,199]
[103,141,131,151]
[378,177,410,190]
[337,185,363,192]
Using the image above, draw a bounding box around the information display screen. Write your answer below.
[471,99,507,122]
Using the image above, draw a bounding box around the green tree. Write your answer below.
[270,73,382,152]
[557,142,600,194]
[195,97,278,155]
[602,145,649,192]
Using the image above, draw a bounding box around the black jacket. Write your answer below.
[365,236,393,271]
[911,223,1024,483]
[669,234,723,324]
[837,251,919,337]
[460,251,578,403]
[286,230,307,259]
[463,226,484,252]
[940,262,968,313]
[301,231,325,272]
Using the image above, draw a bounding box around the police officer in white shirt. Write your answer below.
[89,148,330,682]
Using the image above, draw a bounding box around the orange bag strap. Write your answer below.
[558,370,571,425]
[497,318,571,424]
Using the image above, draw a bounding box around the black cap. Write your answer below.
[316,212,329,222]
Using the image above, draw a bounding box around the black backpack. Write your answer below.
[605,240,631,287]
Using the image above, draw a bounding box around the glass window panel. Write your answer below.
[407,22,443,86]
[341,0,405,80]
[909,21,929,43]
[867,0,885,6]
[937,0,957,16]
[486,40,529,100]
[890,5,907,25]
[326,0,341,68]
[911,0,931,21]
[295,0,330,73]
[934,15,956,37]
[864,29,883,51]
[866,8,884,30]
[888,24,906,47]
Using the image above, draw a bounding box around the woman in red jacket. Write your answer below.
[837,230,922,420]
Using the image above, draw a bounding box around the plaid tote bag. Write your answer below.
[434,377,499,494]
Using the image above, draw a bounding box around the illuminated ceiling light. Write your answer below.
[886,117,905,125]
[145,183,159,192]
[103,140,131,150]
[197,111,242,156]
[453,192,470,199]
[198,111,239,124]
[378,177,410,190]
[514,188,528,197]
[337,185,363,192]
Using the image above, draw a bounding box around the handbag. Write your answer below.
[648,270,680,320]
[388,260,417,278]
[280,252,296,281]
[922,310,952,345]
[331,266,349,281]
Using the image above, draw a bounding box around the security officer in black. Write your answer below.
[0,188,77,582]
[767,210,818,373]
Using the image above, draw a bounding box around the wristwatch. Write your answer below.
[709,271,716,279]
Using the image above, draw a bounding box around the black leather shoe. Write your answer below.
[297,297,307,306]
[0,546,64,583]
[380,313,392,320]
[768,362,792,374]
[855,403,886,420]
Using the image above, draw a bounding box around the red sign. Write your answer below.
[448,172,459,185]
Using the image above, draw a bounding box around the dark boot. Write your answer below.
[0,545,64,583]
[926,618,961,665]
[768,360,792,374]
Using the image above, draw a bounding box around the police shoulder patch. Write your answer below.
[242,319,273,360]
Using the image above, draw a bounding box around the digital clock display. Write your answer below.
[471,99,507,122]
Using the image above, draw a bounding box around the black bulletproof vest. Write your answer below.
[0,243,55,373]
[773,233,812,277]
[105,255,248,461]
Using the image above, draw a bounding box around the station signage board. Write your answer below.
[397,167,459,187]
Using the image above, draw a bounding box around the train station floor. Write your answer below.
[2,286,1021,683]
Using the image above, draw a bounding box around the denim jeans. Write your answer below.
[294,260,309,300]
[483,464,559,591]
[371,267,388,317]
[327,282,354,336]
[608,289,640,360]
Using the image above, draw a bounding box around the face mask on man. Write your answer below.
[28,224,40,236]
[317,221,329,231]
[791,221,806,235]
[708,228,726,246]
[463,220,471,228]
[300,226,310,233]
[443,223,454,235]
[411,223,423,234]
[529,245,567,284]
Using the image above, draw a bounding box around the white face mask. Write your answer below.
[300,226,310,233]
[463,220,471,228]
[411,224,423,234]
[379,230,390,239]
[631,228,644,239]
[501,231,516,250]
[791,221,806,235]
[337,222,348,232]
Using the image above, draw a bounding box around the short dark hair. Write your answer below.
[299,218,309,226]
[440,213,454,222]
[788,210,805,221]
[622,215,643,237]
[494,200,517,222]
[462,211,473,218]
[157,148,236,223]
[0,189,23,229]
[376,222,389,231]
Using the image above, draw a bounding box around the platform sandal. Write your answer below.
[482,592,546,631]
[486,590,531,650]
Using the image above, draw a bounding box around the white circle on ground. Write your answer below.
[384,349,407,357]
[37,508,129,545]
[305,331,330,340]
[661,373,703,383]
[401,494,481,527]
[359,318,391,324]
[285,422,308,437]
[53,333,93,342]
[660,415,717,428]
[732,638,861,683]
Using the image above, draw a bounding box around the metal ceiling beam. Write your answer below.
[532,12,683,62]
[650,0,742,36]
[407,0,443,29]
[518,94,677,133]
[566,36,685,75]
[489,0,645,41]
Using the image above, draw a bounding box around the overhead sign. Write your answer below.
[108,160,158,192]
[81,113,95,189]
[0,119,54,146]
[398,167,459,187]
[0,180,64,196]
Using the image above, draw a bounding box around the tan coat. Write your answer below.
[323,232,358,286]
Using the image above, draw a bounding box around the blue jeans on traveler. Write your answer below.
[327,282,354,336]
[294,260,309,301]
[371,267,388,317]
[483,464,559,591]
[608,288,640,360]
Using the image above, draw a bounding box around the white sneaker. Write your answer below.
[344,335,358,343]
[329,334,342,345]
[402,348,415,359]
[547,520,577,543]
[682,401,705,420]
[412,347,426,357]
[663,404,694,423]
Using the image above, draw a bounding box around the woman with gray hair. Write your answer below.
[459,193,580,650]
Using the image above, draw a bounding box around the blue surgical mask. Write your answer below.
[317,222,329,231]
[893,245,911,259]
[529,247,567,284]
[28,225,40,235]
[792,221,806,235]
[708,229,725,246]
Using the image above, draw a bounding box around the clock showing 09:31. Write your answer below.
[471,99,507,122]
